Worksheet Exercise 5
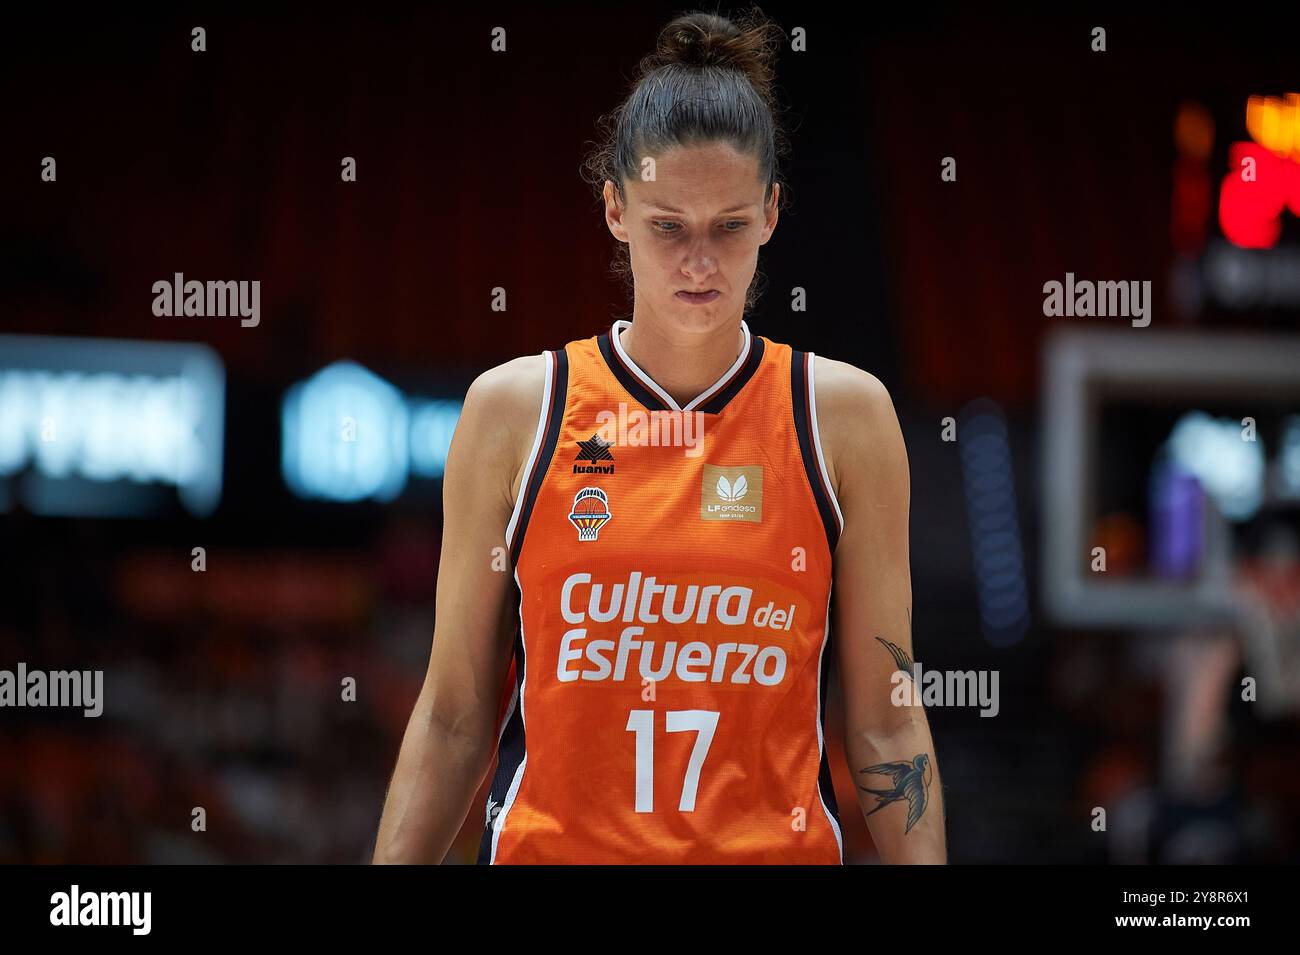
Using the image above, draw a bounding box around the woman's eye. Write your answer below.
[652,220,745,233]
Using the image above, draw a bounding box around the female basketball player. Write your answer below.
[373,9,946,864]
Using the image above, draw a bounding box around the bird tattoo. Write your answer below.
[859,754,932,834]
[876,607,915,678]
[875,636,913,678]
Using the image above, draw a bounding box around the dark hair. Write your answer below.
[580,7,792,314]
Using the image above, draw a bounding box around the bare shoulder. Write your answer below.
[458,352,549,504]
[812,355,891,413]
[465,352,548,422]
[810,355,906,497]
[811,355,897,442]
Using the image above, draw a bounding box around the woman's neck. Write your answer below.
[617,311,745,408]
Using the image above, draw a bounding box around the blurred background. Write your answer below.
[1,5,1298,863]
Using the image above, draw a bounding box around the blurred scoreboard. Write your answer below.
[0,336,464,519]
[0,334,224,517]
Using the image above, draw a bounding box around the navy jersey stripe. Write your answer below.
[597,327,668,411]
[790,349,841,555]
[509,348,569,568]
[597,323,765,416]
[697,335,765,414]
[817,593,844,862]
[476,584,527,865]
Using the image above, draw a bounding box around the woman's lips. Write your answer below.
[676,290,720,304]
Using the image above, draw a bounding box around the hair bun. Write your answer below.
[652,10,780,103]
[660,17,743,69]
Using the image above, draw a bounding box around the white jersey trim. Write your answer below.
[610,318,751,413]
[504,350,554,551]
[489,567,532,864]
[806,352,845,535]
[815,592,845,863]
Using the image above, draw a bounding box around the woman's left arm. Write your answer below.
[815,356,947,863]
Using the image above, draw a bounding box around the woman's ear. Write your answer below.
[604,180,630,242]
[761,183,780,243]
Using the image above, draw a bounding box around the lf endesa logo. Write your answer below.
[700,464,763,523]
[554,571,799,687]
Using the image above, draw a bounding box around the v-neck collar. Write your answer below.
[596,319,766,415]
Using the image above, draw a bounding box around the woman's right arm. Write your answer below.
[371,354,546,864]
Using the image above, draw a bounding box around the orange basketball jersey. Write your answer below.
[477,318,845,864]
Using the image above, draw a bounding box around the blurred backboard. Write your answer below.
[1041,327,1300,632]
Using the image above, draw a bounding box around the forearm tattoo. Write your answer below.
[862,610,931,834]
[859,754,932,834]
[875,606,914,676]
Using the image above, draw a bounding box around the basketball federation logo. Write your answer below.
[568,487,612,541]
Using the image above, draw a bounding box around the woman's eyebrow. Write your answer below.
[646,203,753,214]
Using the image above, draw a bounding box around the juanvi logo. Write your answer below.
[701,464,762,523]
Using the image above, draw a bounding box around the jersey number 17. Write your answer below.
[625,709,719,813]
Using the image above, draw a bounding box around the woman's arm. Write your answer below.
[371,354,546,864]
[815,356,947,863]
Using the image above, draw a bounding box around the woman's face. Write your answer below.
[604,140,778,331]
